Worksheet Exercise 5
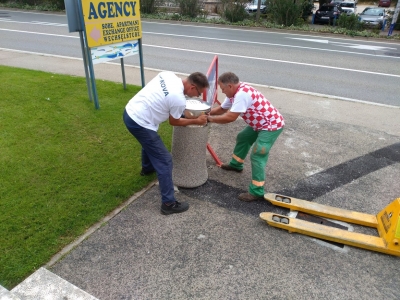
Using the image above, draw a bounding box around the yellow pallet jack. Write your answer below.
[260,193,400,256]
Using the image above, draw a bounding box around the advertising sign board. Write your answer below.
[81,0,142,48]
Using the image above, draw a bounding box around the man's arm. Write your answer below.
[169,114,208,126]
[209,105,228,116]
[207,111,240,124]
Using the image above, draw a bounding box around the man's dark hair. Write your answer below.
[188,72,210,89]
[218,72,239,85]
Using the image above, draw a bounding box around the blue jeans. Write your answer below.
[123,110,175,204]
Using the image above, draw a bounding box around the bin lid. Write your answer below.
[186,99,210,111]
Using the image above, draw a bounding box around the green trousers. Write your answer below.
[229,126,283,197]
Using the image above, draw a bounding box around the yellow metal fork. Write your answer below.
[260,193,400,256]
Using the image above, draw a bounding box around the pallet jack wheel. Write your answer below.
[275,196,283,201]
[280,218,289,224]
[272,216,281,222]
[282,197,291,204]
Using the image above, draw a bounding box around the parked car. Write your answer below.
[330,0,344,6]
[314,4,344,24]
[332,0,358,6]
[245,0,267,15]
[358,7,386,27]
[340,1,357,15]
[378,0,391,7]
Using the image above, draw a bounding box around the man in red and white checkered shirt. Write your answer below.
[207,72,284,202]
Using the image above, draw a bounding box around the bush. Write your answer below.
[141,0,157,14]
[51,0,63,9]
[223,2,248,23]
[301,0,314,20]
[266,0,308,26]
[177,0,201,17]
[3,0,64,10]
[171,13,181,20]
[337,13,364,31]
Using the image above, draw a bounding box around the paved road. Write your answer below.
[0,9,399,106]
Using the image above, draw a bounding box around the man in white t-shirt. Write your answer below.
[207,72,284,202]
[123,71,209,215]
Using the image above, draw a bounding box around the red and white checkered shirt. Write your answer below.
[222,83,284,131]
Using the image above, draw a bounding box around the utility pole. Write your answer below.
[388,0,400,36]
[256,0,261,22]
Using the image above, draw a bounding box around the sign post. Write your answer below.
[66,0,143,109]
[65,0,93,101]
[203,55,223,167]
[77,0,100,108]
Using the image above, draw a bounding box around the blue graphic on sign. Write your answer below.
[91,40,138,64]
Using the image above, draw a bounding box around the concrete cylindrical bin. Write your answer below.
[171,99,210,188]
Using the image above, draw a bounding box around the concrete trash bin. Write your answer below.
[171,99,210,188]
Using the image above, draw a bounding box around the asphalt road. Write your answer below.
[0,9,399,106]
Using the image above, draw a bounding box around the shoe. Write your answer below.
[161,201,189,215]
[140,169,155,176]
[220,163,243,173]
[238,193,263,202]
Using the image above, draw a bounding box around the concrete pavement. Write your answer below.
[1,48,399,299]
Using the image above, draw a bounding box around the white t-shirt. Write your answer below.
[221,90,251,113]
[125,72,186,131]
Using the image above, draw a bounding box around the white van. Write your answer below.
[340,1,357,15]
[245,0,267,15]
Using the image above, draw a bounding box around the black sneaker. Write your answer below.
[161,201,189,215]
[140,169,155,176]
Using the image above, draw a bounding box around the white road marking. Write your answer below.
[0,19,67,26]
[291,38,329,44]
[143,31,399,58]
[1,28,400,79]
[290,37,397,51]
[31,21,66,27]
[141,20,400,45]
[0,28,77,37]
[346,45,394,50]
[0,9,65,16]
[144,44,400,78]
[1,20,399,58]
[1,47,399,108]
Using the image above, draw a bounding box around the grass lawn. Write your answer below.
[0,66,172,289]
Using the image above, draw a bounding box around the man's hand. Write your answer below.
[196,114,208,126]
[169,113,208,126]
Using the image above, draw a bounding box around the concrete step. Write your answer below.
[0,285,21,300]
[10,268,98,300]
